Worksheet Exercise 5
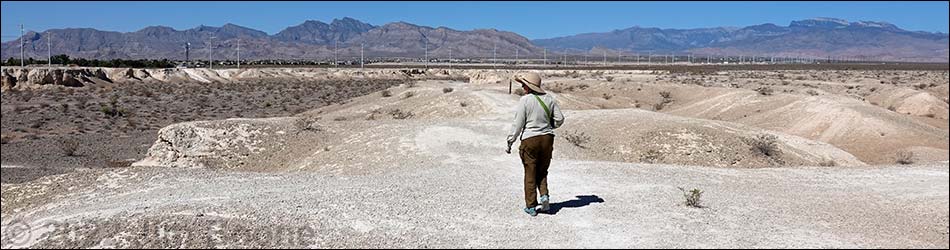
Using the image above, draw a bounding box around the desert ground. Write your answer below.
[1,65,948,248]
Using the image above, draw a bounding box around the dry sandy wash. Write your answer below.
[1,67,948,248]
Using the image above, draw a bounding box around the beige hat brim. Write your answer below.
[516,78,546,94]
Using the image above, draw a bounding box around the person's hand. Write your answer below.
[505,141,513,154]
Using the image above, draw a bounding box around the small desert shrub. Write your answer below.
[640,149,664,164]
[895,151,914,165]
[678,187,704,208]
[563,84,590,92]
[380,90,392,97]
[819,159,838,167]
[59,138,80,157]
[659,91,672,100]
[887,106,897,112]
[442,87,454,93]
[563,131,591,149]
[403,91,415,99]
[565,71,581,79]
[545,84,564,93]
[605,76,614,82]
[654,92,674,111]
[61,103,69,113]
[389,109,414,119]
[294,117,320,133]
[747,134,781,158]
[925,113,936,118]
[459,101,469,107]
[106,160,133,168]
[405,81,417,88]
[0,136,9,145]
[13,106,28,114]
[30,121,44,129]
[602,93,613,100]
[100,95,125,118]
[756,87,774,96]
[333,116,348,121]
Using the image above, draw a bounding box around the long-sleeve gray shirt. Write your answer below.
[507,93,565,144]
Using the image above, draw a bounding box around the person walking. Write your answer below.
[506,72,565,217]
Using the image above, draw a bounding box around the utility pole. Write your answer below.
[603,50,607,66]
[208,36,215,69]
[186,43,191,65]
[492,40,496,69]
[648,53,652,64]
[20,24,24,67]
[448,48,452,68]
[236,39,241,69]
[543,48,547,65]
[515,49,519,67]
[424,39,428,69]
[47,31,51,68]
[360,43,364,69]
[334,40,338,68]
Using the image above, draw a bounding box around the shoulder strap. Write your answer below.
[533,94,554,128]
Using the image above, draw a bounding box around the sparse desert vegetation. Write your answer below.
[563,130,591,149]
[896,151,915,165]
[58,138,80,157]
[2,66,947,249]
[678,187,704,208]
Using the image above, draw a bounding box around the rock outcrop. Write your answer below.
[133,117,299,169]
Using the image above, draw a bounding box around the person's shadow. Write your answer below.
[541,195,605,215]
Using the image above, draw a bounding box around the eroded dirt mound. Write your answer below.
[304,80,496,121]
[133,117,323,170]
[555,109,866,167]
[533,76,948,165]
[665,89,949,164]
[867,87,949,119]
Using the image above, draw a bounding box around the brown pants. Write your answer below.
[519,134,554,208]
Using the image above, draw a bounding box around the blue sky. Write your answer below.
[2,1,948,41]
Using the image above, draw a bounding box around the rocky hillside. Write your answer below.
[0,18,542,60]
[533,18,950,62]
[1,17,947,62]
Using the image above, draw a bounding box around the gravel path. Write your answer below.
[2,161,947,248]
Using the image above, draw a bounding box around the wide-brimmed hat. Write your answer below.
[514,72,545,94]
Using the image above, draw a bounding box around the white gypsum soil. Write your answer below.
[1,72,948,248]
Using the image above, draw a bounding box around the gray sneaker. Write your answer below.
[524,207,538,217]
[539,195,551,212]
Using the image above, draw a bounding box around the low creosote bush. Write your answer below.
[678,187,704,208]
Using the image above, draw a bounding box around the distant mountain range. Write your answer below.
[2,17,947,62]
[535,18,949,62]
